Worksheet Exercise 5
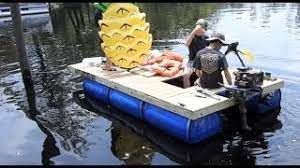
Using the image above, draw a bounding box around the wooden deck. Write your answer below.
[68,60,284,120]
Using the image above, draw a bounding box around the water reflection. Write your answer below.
[20,73,60,165]
[9,5,60,165]
[1,4,100,163]
[77,91,282,165]
[63,3,86,32]
[261,4,271,28]
[294,4,300,29]
[111,125,154,165]
[71,91,154,165]
[140,3,223,39]
[20,67,61,165]
[249,4,257,23]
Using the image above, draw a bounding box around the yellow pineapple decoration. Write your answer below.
[98,3,153,69]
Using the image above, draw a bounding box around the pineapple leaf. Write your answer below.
[93,3,111,13]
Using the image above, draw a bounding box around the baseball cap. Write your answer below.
[195,19,209,30]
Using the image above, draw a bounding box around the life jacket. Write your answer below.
[152,64,180,77]
[142,51,183,77]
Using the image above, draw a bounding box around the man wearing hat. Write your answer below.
[193,32,232,89]
[184,19,210,88]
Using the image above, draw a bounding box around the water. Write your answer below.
[0,3,299,165]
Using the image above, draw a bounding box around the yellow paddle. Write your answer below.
[224,42,255,64]
[238,49,255,62]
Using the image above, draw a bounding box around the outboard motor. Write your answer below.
[220,42,265,131]
[234,67,264,89]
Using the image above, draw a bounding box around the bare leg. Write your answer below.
[105,57,112,70]
[183,69,193,88]
[104,57,115,71]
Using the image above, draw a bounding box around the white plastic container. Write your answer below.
[81,57,103,68]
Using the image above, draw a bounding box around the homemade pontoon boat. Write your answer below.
[68,3,284,144]
[68,56,283,144]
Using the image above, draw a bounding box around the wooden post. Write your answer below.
[10,4,60,162]
[10,3,39,117]
[48,2,52,12]
[10,3,32,81]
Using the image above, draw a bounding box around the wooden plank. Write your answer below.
[90,73,196,118]
[68,65,197,118]
[122,80,185,99]
[68,63,284,120]
[261,79,284,94]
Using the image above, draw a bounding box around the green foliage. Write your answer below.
[93,3,111,12]
[93,3,139,13]
[139,3,223,39]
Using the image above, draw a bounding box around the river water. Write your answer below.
[0,3,299,165]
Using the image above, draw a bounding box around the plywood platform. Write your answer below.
[68,60,284,120]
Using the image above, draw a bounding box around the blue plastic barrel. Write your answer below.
[143,103,189,141]
[82,79,281,144]
[143,103,223,144]
[83,78,110,104]
[83,79,223,144]
[189,112,223,143]
[109,89,144,119]
[246,89,281,114]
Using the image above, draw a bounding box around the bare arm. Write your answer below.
[195,69,202,86]
[195,69,202,78]
[185,25,205,47]
[224,69,233,85]
[185,30,196,47]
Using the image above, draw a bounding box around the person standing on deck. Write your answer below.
[193,32,232,89]
[183,19,210,88]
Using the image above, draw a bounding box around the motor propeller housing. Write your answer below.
[224,41,239,56]
[224,41,246,67]
[221,42,265,131]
